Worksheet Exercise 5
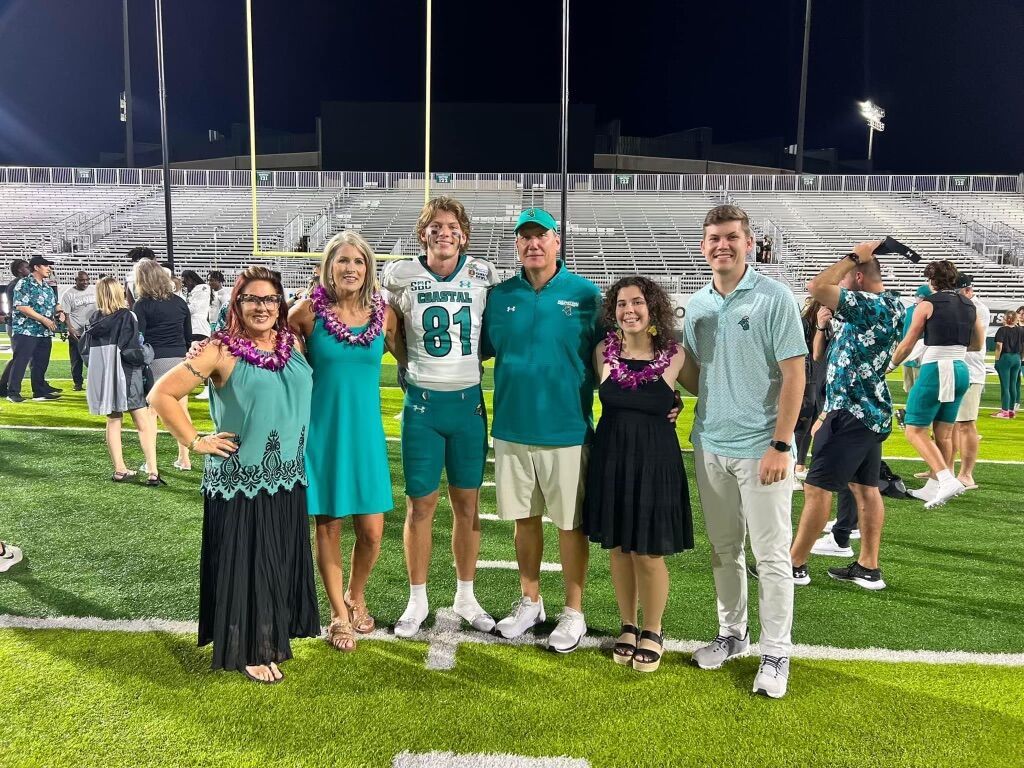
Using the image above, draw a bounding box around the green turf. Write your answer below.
[0,628,1021,768]
[2,428,1022,652]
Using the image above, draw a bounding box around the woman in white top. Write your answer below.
[182,270,212,341]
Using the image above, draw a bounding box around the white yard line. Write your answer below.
[2,612,1022,667]
[393,752,591,768]
[477,560,562,572]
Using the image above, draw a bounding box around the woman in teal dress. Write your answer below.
[150,265,319,684]
[290,231,405,652]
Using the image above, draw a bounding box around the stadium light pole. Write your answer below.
[155,0,174,270]
[121,0,134,168]
[558,0,569,259]
[794,0,812,175]
[859,100,885,165]
[424,0,432,204]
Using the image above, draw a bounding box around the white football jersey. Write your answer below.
[382,255,499,391]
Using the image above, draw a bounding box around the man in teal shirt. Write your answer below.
[482,207,602,653]
[681,205,806,699]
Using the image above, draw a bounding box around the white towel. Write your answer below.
[937,359,955,402]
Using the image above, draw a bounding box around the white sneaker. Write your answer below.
[494,596,545,639]
[393,600,429,638]
[752,655,790,699]
[822,519,836,533]
[0,542,23,573]
[850,529,861,540]
[908,478,938,502]
[795,468,809,481]
[453,597,496,633]
[547,607,586,653]
[811,532,854,557]
[924,477,967,509]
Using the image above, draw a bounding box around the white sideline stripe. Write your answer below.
[476,560,563,572]
[1,613,1024,667]
[393,752,590,768]
[2,425,1024,467]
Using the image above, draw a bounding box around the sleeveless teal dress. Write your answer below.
[198,349,320,671]
[305,316,393,518]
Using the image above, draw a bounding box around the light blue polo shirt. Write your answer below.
[682,266,807,459]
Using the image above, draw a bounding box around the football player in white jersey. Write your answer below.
[381,195,499,637]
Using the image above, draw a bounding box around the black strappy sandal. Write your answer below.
[612,623,640,666]
[145,474,167,487]
[632,629,664,673]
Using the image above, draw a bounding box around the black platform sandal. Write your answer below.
[632,629,664,673]
[612,624,640,665]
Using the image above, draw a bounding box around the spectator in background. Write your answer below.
[182,270,212,342]
[794,298,831,480]
[5,256,63,403]
[81,277,159,484]
[0,259,31,395]
[899,285,932,397]
[133,258,193,476]
[992,310,1021,419]
[124,246,158,307]
[952,275,990,489]
[60,271,97,391]
[891,261,985,508]
[762,236,774,264]
[208,271,232,329]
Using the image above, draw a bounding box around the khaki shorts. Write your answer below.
[955,382,985,422]
[493,438,588,531]
[902,365,919,394]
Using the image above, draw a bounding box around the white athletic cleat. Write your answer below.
[547,607,587,653]
[823,519,836,533]
[453,598,496,633]
[811,532,854,557]
[0,542,23,573]
[692,631,750,670]
[753,656,790,699]
[909,478,938,502]
[924,477,967,509]
[494,596,545,639]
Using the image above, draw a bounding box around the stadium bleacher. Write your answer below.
[1,168,1022,303]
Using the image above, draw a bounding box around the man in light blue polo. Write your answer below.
[482,207,603,653]
[679,205,806,699]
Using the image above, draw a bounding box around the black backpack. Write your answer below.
[879,461,911,499]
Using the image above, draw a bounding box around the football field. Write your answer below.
[1,341,1022,767]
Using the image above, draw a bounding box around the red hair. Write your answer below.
[224,265,288,339]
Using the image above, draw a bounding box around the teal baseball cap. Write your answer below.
[514,207,558,234]
[915,284,932,297]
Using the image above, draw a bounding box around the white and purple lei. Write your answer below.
[603,330,677,390]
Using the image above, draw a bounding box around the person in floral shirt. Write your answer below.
[789,241,904,592]
[6,255,63,402]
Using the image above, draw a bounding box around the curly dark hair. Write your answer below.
[601,275,676,353]
[923,259,959,291]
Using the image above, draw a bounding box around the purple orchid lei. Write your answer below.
[603,330,677,390]
[310,284,384,346]
[212,327,295,372]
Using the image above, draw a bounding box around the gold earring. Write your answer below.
[647,325,658,337]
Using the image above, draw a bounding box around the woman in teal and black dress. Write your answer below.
[290,231,405,652]
[150,265,319,684]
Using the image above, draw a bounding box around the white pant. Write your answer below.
[693,447,794,657]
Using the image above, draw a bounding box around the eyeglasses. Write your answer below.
[237,294,283,307]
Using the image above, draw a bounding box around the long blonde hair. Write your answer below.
[96,277,128,315]
[320,231,378,308]
[133,258,172,300]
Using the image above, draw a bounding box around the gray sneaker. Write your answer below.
[752,655,790,698]
[692,631,750,670]
[546,607,586,653]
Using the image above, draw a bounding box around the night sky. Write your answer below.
[1,0,1022,173]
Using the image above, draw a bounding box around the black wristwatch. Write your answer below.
[769,440,791,452]
[846,252,860,265]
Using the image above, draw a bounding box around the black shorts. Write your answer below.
[805,410,885,493]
